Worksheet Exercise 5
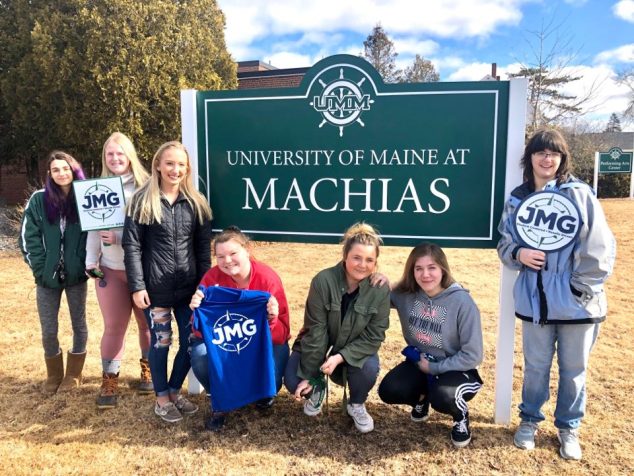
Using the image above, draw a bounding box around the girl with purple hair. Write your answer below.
[19,151,89,395]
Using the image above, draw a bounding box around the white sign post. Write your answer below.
[494,77,527,425]
[72,177,126,231]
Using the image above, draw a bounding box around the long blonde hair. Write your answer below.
[101,132,149,187]
[127,141,212,225]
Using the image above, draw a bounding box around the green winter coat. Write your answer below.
[295,262,390,380]
[19,190,87,289]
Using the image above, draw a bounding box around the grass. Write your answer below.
[0,199,632,475]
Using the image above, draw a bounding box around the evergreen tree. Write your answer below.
[0,0,236,180]
[362,24,402,83]
[402,55,439,83]
[604,113,622,132]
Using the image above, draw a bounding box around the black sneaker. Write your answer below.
[204,412,226,432]
[451,413,471,448]
[411,400,430,422]
[255,397,275,412]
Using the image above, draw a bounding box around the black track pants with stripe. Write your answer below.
[378,360,483,421]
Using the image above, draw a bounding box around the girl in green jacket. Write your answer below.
[285,222,390,433]
[19,151,88,395]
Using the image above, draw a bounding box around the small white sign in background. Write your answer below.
[73,177,126,231]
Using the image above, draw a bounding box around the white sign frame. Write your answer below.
[73,177,126,231]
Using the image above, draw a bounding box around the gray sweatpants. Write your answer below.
[36,282,88,357]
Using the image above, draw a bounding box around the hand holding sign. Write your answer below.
[518,248,546,270]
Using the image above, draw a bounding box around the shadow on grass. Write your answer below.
[0,373,520,467]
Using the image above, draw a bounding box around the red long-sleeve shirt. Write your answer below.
[193,258,291,345]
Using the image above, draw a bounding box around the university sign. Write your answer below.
[184,55,524,248]
[182,54,529,423]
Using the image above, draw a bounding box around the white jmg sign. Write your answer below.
[72,177,126,231]
[513,191,582,252]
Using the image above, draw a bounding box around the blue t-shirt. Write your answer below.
[193,285,276,412]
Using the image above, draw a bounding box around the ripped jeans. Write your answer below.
[144,301,193,397]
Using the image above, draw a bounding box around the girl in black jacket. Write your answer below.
[123,141,212,423]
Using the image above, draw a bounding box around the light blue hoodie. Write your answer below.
[497,176,616,324]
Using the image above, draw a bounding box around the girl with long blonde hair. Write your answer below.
[123,141,212,423]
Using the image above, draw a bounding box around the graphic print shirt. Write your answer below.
[193,285,276,412]
[391,283,483,375]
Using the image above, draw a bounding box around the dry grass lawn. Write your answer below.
[0,200,632,475]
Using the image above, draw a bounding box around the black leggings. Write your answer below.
[378,360,483,421]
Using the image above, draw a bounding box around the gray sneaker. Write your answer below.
[303,380,326,417]
[154,401,183,423]
[514,421,538,450]
[558,428,582,460]
[347,403,374,433]
[174,395,199,415]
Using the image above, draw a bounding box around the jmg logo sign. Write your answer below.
[72,176,126,231]
[211,310,257,353]
[513,191,581,252]
[81,183,120,221]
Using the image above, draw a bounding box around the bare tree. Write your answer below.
[362,24,402,83]
[402,55,439,83]
[509,18,603,133]
[618,69,634,122]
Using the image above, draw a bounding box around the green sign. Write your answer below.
[191,55,515,247]
[599,147,633,173]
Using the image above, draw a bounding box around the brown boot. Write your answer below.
[57,351,86,391]
[96,372,119,409]
[138,358,154,395]
[43,351,64,395]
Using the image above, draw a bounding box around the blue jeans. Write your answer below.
[189,337,289,398]
[519,320,600,429]
[284,351,380,404]
[145,301,193,397]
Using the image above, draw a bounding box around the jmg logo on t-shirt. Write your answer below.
[513,190,581,252]
[211,310,257,353]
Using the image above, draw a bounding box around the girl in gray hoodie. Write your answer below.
[378,243,483,448]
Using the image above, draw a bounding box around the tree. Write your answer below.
[508,19,601,134]
[362,24,402,83]
[0,0,237,181]
[604,113,622,132]
[402,54,439,83]
[618,69,634,123]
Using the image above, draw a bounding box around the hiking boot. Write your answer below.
[303,382,325,417]
[558,428,582,460]
[154,401,183,423]
[347,403,374,433]
[411,399,430,422]
[255,397,275,412]
[451,413,471,448]
[514,421,538,450]
[204,412,226,432]
[174,395,198,415]
[138,358,153,395]
[96,372,119,409]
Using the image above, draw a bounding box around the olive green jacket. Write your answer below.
[295,262,390,380]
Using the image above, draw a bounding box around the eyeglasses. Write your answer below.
[533,151,561,159]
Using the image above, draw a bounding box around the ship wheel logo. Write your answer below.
[310,67,374,137]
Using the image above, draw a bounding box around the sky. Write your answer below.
[216,0,634,131]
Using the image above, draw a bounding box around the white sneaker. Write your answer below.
[347,403,374,433]
[303,398,322,417]
[514,421,538,450]
[558,428,582,460]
